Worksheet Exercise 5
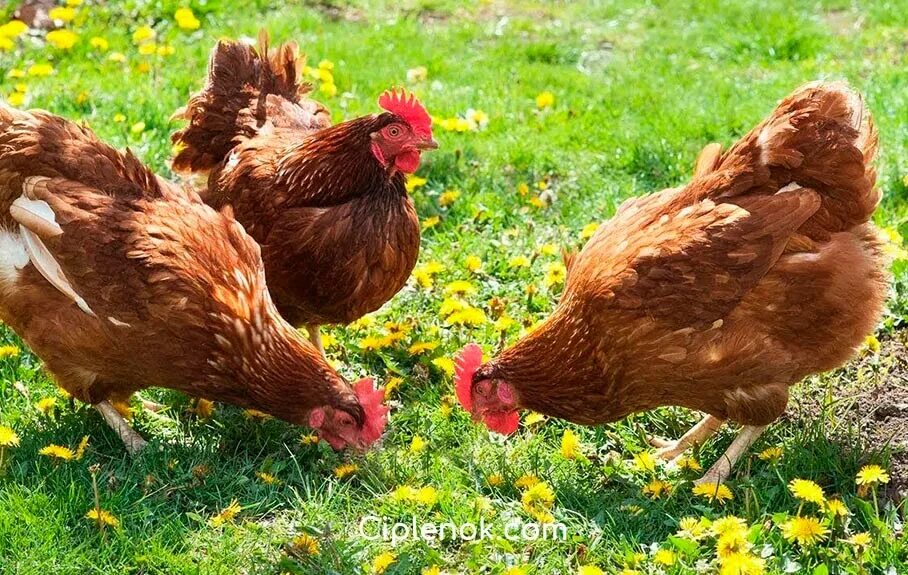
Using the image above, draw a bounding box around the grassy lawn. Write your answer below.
[1,0,908,573]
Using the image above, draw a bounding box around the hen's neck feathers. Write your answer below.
[490,303,629,424]
[274,115,406,207]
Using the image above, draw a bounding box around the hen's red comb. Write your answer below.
[454,343,483,411]
[378,88,433,138]
[353,378,389,445]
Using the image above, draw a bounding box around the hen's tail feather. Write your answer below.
[171,30,330,173]
[708,81,878,240]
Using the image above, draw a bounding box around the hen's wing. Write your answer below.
[573,187,821,330]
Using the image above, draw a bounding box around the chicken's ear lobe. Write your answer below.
[308,407,325,429]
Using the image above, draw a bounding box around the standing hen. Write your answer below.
[454,82,887,484]
[172,33,437,354]
[0,102,388,453]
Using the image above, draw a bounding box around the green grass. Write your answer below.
[1,0,907,573]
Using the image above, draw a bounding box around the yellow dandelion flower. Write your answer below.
[578,567,604,575]
[0,36,13,51]
[517,182,529,196]
[85,508,119,527]
[256,471,281,485]
[543,262,566,288]
[653,549,676,566]
[431,357,455,376]
[422,566,441,575]
[676,456,702,471]
[521,481,555,521]
[194,398,215,419]
[156,44,174,57]
[35,397,56,416]
[856,464,890,485]
[535,91,555,109]
[0,425,20,447]
[408,341,438,355]
[718,553,765,575]
[74,435,89,460]
[300,433,319,445]
[291,533,320,556]
[209,499,241,527]
[0,21,28,38]
[373,551,396,573]
[445,306,487,326]
[711,515,747,537]
[413,486,437,506]
[824,498,849,517]
[89,36,108,51]
[580,222,599,239]
[46,29,78,50]
[130,121,146,134]
[847,532,871,547]
[780,516,828,546]
[383,376,403,399]
[7,69,26,78]
[494,315,516,332]
[642,479,671,499]
[444,280,476,295]
[7,91,25,107]
[409,435,427,454]
[334,462,358,479]
[406,66,428,83]
[40,444,74,461]
[676,516,711,540]
[632,451,656,473]
[405,174,427,192]
[132,25,155,44]
[560,428,581,459]
[524,411,545,426]
[788,478,825,505]
[48,7,76,22]
[113,113,126,123]
[319,82,337,97]
[422,215,440,230]
[514,474,541,489]
[538,243,558,256]
[693,482,734,504]
[244,409,270,420]
[717,530,750,559]
[757,446,783,463]
[107,52,126,63]
[27,63,54,77]
[0,345,19,358]
[464,254,482,272]
[487,473,504,487]
[174,7,201,30]
[508,255,531,269]
[439,189,461,207]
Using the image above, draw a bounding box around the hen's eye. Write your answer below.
[387,125,402,137]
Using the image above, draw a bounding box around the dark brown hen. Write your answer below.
[455,82,887,483]
[0,102,388,453]
[172,33,436,353]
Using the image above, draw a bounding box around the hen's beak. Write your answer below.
[416,138,439,151]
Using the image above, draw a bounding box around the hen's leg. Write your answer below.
[306,324,325,357]
[95,400,147,455]
[650,414,724,461]
[695,425,767,485]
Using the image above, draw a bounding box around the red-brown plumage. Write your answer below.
[0,101,388,451]
[457,82,887,478]
[171,33,435,332]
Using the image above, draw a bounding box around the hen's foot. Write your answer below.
[135,394,166,413]
[649,415,724,461]
[306,324,325,358]
[694,424,767,485]
[95,400,148,455]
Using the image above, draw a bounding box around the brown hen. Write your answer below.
[171,33,436,354]
[0,102,388,454]
[456,82,887,483]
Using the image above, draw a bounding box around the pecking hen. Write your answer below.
[171,32,437,354]
[454,82,887,484]
[0,101,388,454]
